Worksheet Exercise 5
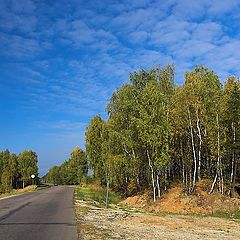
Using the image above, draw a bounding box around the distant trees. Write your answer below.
[0,149,39,193]
[85,65,240,200]
[45,147,87,185]
[18,151,38,188]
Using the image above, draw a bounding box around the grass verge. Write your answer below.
[0,185,38,200]
[210,210,240,220]
[74,185,122,208]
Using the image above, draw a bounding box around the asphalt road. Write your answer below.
[0,186,78,240]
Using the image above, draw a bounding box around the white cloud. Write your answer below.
[191,22,223,42]
[208,0,240,16]
[128,30,149,44]
[0,33,45,59]
[2,0,240,175]
[172,0,209,20]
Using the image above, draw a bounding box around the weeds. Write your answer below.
[74,185,122,208]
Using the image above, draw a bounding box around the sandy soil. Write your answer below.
[75,199,240,240]
[121,183,240,215]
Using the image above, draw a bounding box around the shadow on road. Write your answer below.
[0,202,32,222]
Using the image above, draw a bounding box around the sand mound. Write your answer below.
[121,180,240,214]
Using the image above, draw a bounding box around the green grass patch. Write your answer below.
[76,206,90,214]
[210,210,240,220]
[152,210,240,221]
[74,185,122,208]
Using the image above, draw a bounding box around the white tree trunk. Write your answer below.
[147,149,156,202]
[188,108,197,193]
[229,122,236,197]
[164,168,167,191]
[217,114,224,194]
[196,106,202,180]
[182,163,185,186]
[209,113,223,194]
[156,173,161,197]
[209,173,218,194]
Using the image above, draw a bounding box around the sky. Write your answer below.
[0,0,240,176]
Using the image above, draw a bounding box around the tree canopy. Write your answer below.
[85,65,240,200]
[45,65,240,201]
[0,149,39,193]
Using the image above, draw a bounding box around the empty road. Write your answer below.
[0,186,78,240]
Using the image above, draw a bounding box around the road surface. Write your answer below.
[0,186,78,240]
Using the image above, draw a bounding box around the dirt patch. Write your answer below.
[75,198,240,240]
[121,181,240,214]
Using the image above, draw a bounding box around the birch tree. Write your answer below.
[85,115,106,183]
[223,77,240,197]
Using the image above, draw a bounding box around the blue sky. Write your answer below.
[0,0,240,176]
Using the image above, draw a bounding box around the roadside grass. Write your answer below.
[182,210,240,220]
[0,185,37,199]
[151,210,240,221]
[74,185,122,208]
[210,210,240,220]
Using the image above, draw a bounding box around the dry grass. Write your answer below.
[0,185,37,200]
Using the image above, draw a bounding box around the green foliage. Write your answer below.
[1,170,12,192]
[45,146,88,185]
[83,65,240,200]
[0,149,39,193]
[85,115,106,183]
[18,150,38,188]
[43,64,239,201]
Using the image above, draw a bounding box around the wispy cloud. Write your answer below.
[0,0,36,33]
[1,0,240,174]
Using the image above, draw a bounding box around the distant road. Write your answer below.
[0,186,78,240]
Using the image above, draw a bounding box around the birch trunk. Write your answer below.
[164,167,167,191]
[230,122,237,197]
[156,173,161,197]
[209,113,222,194]
[147,149,156,202]
[196,106,202,180]
[185,170,188,193]
[182,163,185,186]
[188,108,197,193]
[229,153,234,196]
[217,114,224,194]
[209,173,218,194]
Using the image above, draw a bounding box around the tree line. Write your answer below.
[44,147,87,185]
[46,65,240,201]
[85,65,240,201]
[0,149,38,193]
